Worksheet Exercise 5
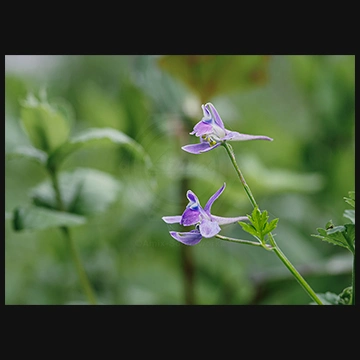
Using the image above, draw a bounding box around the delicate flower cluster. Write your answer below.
[163,102,273,245]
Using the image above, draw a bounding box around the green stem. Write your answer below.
[352,252,355,305]
[61,227,97,305]
[268,234,323,305]
[222,141,323,305]
[222,142,258,209]
[215,234,271,249]
[49,168,65,211]
[48,166,97,305]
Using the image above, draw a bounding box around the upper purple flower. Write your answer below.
[181,102,273,154]
[162,183,248,246]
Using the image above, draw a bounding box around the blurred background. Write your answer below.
[5,55,355,304]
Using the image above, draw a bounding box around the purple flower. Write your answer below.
[181,102,273,154]
[162,183,248,246]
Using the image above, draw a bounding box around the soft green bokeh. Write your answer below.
[5,55,354,304]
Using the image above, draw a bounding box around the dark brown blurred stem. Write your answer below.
[177,116,196,305]
[179,163,195,305]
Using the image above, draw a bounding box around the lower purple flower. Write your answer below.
[162,183,248,246]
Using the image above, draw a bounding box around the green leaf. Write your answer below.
[344,224,355,253]
[312,224,354,253]
[5,145,48,166]
[20,93,71,154]
[260,210,269,230]
[239,207,279,243]
[265,218,280,234]
[325,220,335,230]
[239,222,259,239]
[30,168,121,216]
[311,292,340,305]
[311,288,352,305]
[47,127,152,170]
[158,55,270,101]
[12,205,86,231]
[338,287,352,305]
[343,191,355,208]
[343,209,355,224]
[312,226,348,249]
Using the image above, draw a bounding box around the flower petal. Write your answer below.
[201,103,212,120]
[182,142,218,154]
[180,208,201,226]
[198,142,221,153]
[205,102,225,129]
[190,120,213,137]
[186,190,200,205]
[169,230,203,246]
[204,183,226,215]
[224,131,273,142]
[162,215,182,224]
[199,218,221,238]
[211,214,249,225]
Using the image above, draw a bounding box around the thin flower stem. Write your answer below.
[48,166,97,305]
[215,234,270,248]
[222,142,258,209]
[352,252,355,305]
[222,141,324,305]
[268,234,323,305]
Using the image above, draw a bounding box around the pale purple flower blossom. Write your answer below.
[162,183,248,246]
[182,102,273,154]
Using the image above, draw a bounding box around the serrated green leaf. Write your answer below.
[316,228,328,236]
[343,209,355,224]
[344,198,355,208]
[47,127,152,170]
[20,94,71,154]
[30,168,121,216]
[240,207,278,243]
[312,225,353,252]
[343,191,355,208]
[264,218,279,234]
[344,224,355,253]
[12,205,86,231]
[260,210,269,230]
[5,145,48,166]
[249,207,262,228]
[239,222,259,238]
[326,225,346,235]
[261,209,269,221]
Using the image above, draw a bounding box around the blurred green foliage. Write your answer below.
[5,55,355,304]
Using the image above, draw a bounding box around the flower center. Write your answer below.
[202,135,217,146]
[212,123,226,139]
[200,123,226,146]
